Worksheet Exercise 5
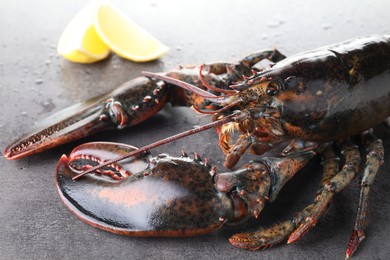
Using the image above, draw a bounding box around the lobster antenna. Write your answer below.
[72,115,235,181]
[142,71,229,103]
[192,99,243,115]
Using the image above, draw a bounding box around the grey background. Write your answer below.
[1,0,389,259]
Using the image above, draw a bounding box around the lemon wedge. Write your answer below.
[94,2,169,62]
[57,1,110,63]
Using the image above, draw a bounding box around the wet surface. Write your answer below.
[1,0,389,259]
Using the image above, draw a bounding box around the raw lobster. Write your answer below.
[5,35,390,258]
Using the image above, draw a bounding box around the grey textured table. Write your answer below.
[1,0,389,259]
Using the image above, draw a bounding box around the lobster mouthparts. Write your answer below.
[55,142,233,237]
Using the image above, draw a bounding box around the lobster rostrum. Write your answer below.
[4,35,390,258]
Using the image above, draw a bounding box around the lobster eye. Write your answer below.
[266,81,283,96]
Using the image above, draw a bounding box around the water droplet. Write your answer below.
[35,78,44,85]
[21,111,28,116]
[266,21,280,28]
[41,99,55,113]
[322,23,332,30]
[266,17,285,29]
[15,58,22,65]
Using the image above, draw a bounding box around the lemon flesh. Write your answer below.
[94,3,169,62]
[57,1,110,63]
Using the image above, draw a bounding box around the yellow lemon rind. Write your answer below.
[93,2,169,62]
[57,0,110,63]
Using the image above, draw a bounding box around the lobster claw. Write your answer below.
[55,142,235,236]
[4,77,168,160]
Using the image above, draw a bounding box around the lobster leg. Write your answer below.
[228,140,360,250]
[239,49,286,69]
[346,130,384,259]
[204,49,286,77]
[207,48,287,94]
[167,48,287,109]
[230,144,340,249]
[223,135,253,169]
[226,147,317,249]
[288,139,360,243]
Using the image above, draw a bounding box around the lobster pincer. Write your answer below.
[55,141,316,237]
[4,77,169,160]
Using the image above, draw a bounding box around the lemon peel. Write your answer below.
[58,1,168,63]
[94,2,169,62]
[57,1,110,63]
